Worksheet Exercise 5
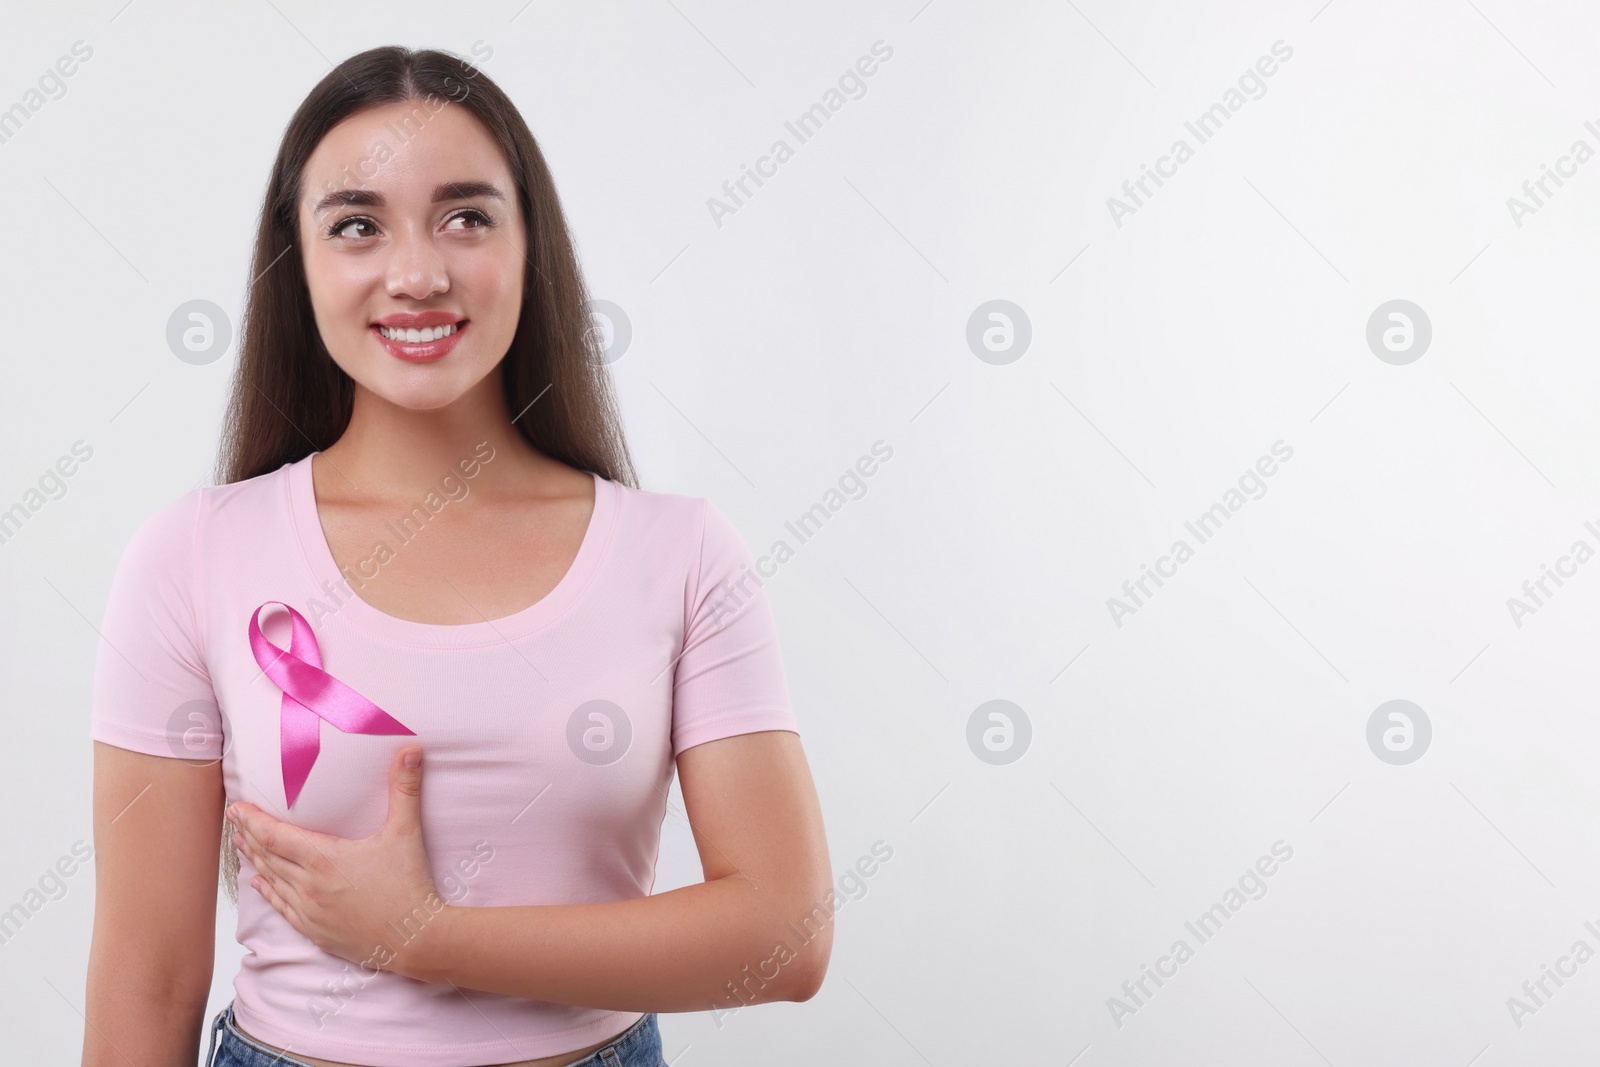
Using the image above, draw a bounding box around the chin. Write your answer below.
[357,374,471,409]
[389,387,473,411]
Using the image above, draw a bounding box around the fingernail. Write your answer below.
[404,749,421,769]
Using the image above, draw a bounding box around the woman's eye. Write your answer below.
[445,209,493,231]
[330,217,377,239]
[326,210,492,240]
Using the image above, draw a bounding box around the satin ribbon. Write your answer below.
[248,601,415,808]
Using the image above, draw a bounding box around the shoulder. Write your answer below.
[118,485,207,562]
[118,461,290,566]
[607,476,699,533]
[606,478,749,562]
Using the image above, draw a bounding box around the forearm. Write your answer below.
[408,874,829,1012]
[82,972,209,1067]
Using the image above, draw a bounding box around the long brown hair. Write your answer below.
[216,45,636,904]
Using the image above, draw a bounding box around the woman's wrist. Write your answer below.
[394,900,461,984]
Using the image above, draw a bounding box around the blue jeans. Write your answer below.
[205,1000,663,1067]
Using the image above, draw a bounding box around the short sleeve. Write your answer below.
[90,488,223,760]
[671,498,798,758]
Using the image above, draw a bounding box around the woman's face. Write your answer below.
[296,98,527,411]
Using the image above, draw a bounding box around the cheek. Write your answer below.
[458,251,521,301]
[457,258,524,338]
[306,255,377,315]
[303,258,383,356]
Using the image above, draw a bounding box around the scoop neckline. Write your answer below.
[285,450,616,648]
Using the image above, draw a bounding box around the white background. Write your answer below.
[4,1,1599,1064]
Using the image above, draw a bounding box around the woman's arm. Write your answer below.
[82,741,223,1067]
[412,729,834,1011]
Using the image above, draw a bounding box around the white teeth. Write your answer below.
[377,323,459,343]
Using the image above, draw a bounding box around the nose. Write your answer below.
[384,227,450,300]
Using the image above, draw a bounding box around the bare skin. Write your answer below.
[302,446,597,628]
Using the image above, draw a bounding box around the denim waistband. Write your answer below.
[205,1000,662,1067]
[207,1002,319,1067]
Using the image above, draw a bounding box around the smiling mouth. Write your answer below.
[374,321,464,343]
[371,320,469,363]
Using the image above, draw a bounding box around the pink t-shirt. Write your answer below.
[89,450,798,1066]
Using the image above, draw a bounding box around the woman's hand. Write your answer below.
[227,745,446,980]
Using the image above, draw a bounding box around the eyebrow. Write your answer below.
[310,180,508,217]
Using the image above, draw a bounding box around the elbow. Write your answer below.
[791,961,827,1002]
[785,864,836,1001]
[756,856,836,1003]
[782,904,833,1003]
[745,886,834,1003]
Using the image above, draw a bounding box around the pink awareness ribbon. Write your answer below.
[248,601,416,808]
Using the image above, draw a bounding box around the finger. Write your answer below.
[251,873,278,911]
[259,873,322,954]
[230,800,335,871]
[384,746,425,836]
[227,800,270,837]
[251,873,305,937]
[237,820,313,874]
[236,830,301,888]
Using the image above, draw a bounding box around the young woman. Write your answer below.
[83,46,832,1067]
